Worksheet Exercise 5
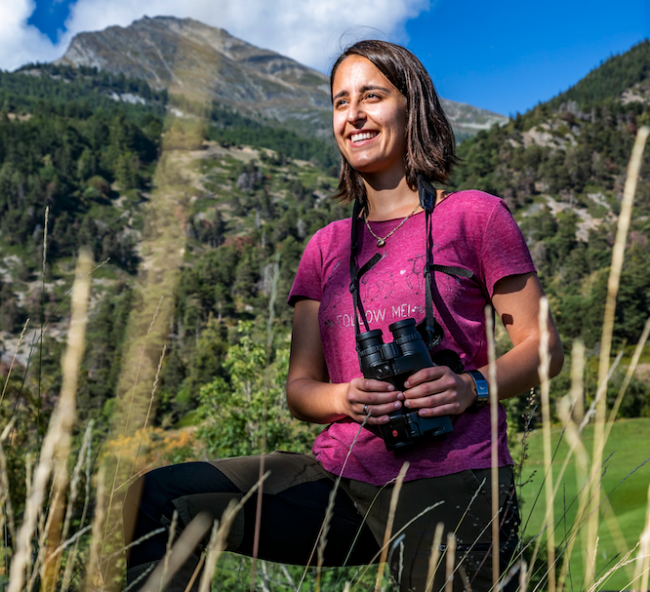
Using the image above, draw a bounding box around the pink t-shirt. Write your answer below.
[288,190,536,486]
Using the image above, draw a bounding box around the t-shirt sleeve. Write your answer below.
[481,200,536,298]
[287,230,324,306]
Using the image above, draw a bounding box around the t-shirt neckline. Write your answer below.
[360,191,458,224]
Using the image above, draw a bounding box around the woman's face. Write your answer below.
[331,55,408,178]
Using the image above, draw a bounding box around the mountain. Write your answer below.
[54,16,331,132]
[451,39,650,213]
[450,39,650,351]
[53,15,507,138]
[440,98,507,138]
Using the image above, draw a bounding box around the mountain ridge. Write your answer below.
[53,15,508,138]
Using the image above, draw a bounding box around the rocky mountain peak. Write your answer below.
[55,16,330,127]
[54,15,506,136]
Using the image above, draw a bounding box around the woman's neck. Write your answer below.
[363,173,420,221]
[361,167,449,220]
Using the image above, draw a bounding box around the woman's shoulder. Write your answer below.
[308,217,352,245]
[436,190,519,243]
[442,189,506,211]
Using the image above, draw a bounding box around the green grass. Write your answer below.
[517,417,650,590]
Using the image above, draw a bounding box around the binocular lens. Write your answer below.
[388,318,417,335]
[356,329,383,349]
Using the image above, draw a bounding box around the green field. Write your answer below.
[516,417,650,591]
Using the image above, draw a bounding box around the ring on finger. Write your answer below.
[363,404,370,416]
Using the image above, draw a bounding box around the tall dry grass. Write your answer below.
[0,123,648,592]
[5,247,92,592]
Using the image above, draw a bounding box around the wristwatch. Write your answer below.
[465,370,490,408]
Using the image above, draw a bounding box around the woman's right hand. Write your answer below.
[345,377,403,425]
[287,299,403,425]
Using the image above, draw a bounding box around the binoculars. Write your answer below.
[356,318,453,451]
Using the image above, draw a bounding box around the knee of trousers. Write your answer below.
[123,472,245,552]
[171,491,245,552]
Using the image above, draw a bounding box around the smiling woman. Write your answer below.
[123,40,564,592]
[331,56,408,178]
[329,40,458,217]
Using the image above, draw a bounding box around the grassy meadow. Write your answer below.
[518,418,650,591]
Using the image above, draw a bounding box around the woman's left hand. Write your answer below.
[402,367,476,417]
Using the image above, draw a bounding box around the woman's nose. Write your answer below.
[347,101,366,124]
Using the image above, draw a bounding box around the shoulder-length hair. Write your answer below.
[330,40,458,207]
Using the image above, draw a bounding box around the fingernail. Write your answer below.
[387,385,395,391]
[396,392,404,400]
[404,400,410,407]
[394,402,401,409]
[404,380,410,388]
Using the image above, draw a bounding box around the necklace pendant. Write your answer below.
[377,239,386,248]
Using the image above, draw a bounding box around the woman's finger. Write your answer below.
[403,366,447,388]
[416,402,466,417]
[350,377,396,393]
[348,388,401,406]
[403,376,456,401]
[358,401,403,424]
[403,391,452,410]
[403,373,476,415]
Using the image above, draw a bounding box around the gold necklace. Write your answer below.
[364,204,420,248]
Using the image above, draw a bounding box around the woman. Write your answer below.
[124,40,563,592]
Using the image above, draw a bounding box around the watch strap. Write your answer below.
[466,370,489,407]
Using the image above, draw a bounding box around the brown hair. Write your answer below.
[330,40,458,207]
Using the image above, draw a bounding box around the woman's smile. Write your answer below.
[349,130,379,144]
[332,55,408,178]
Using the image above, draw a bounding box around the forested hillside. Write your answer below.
[1,40,650,462]
[0,64,345,459]
[452,40,650,351]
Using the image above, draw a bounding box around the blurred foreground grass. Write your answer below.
[518,417,650,591]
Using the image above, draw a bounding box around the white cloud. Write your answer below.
[0,0,63,70]
[0,0,430,73]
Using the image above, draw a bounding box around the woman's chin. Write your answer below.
[350,159,405,180]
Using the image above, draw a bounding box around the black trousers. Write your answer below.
[123,452,520,591]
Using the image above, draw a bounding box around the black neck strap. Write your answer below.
[349,198,381,334]
[419,176,444,349]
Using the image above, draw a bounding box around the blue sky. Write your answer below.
[27,0,76,42]
[5,0,650,116]
[405,0,650,115]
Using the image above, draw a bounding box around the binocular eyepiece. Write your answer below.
[356,318,453,451]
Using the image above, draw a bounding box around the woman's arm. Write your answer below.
[486,271,564,396]
[286,298,402,425]
[401,272,564,417]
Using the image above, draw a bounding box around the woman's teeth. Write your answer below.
[351,132,377,143]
